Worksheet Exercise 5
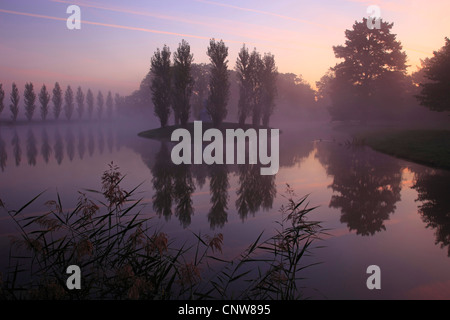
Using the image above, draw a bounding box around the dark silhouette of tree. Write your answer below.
[97,91,104,119]
[412,168,450,256]
[249,49,264,126]
[208,164,229,229]
[261,53,278,127]
[86,89,94,119]
[39,84,51,121]
[316,142,402,236]
[26,129,37,166]
[64,85,75,120]
[0,84,5,117]
[190,63,210,120]
[106,91,113,119]
[415,37,450,113]
[114,93,124,115]
[329,18,407,122]
[10,83,20,122]
[76,86,85,119]
[207,39,230,126]
[236,44,253,125]
[24,83,36,121]
[150,45,172,127]
[52,82,63,120]
[172,40,194,126]
[41,128,52,164]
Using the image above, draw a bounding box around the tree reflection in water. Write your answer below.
[316,142,402,236]
[412,167,450,256]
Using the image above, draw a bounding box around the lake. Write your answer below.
[1,119,449,300]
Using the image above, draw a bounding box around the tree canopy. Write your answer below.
[415,37,450,113]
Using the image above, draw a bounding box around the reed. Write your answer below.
[0,164,323,300]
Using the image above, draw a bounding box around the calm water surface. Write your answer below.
[1,119,449,299]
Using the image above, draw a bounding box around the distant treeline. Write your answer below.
[0,82,125,122]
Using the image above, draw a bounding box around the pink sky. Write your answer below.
[0,0,449,95]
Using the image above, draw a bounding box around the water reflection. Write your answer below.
[26,129,37,166]
[236,163,276,221]
[41,128,52,163]
[412,167,450,256]
[208,164,229,229]
[0,124,119,168]
[316,142,402,236]
[11,129,21,166]
[147,140,277,228]
[0,131,7,171]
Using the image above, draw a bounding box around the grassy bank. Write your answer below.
[138,122,271,140]
[358,129,450,170]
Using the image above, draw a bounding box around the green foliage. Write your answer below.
[39,84,51,121]
[52,82,63,120]
[10,83,20,122]
[151,45,172,127]
[207,39,230,126]
[415,37,450,113]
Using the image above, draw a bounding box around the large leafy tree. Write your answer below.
[39,84,51,121]
[207,39,230,126]
[330,18,407,122]
[150,45,172,127]
[24,82,36,121]
[172,40,194,126]
[415,37,450,113]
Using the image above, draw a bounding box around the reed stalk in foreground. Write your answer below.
[0,164,323,300]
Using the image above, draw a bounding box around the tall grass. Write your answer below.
[0,163,323,300]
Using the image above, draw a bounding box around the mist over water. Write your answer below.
[0,112,449,299]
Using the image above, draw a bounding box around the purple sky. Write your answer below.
[0,0,449,96]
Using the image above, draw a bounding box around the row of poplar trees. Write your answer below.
[150,39,278,127]
[0,82,116,122]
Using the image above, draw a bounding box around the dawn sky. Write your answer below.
[0,0,449,95]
